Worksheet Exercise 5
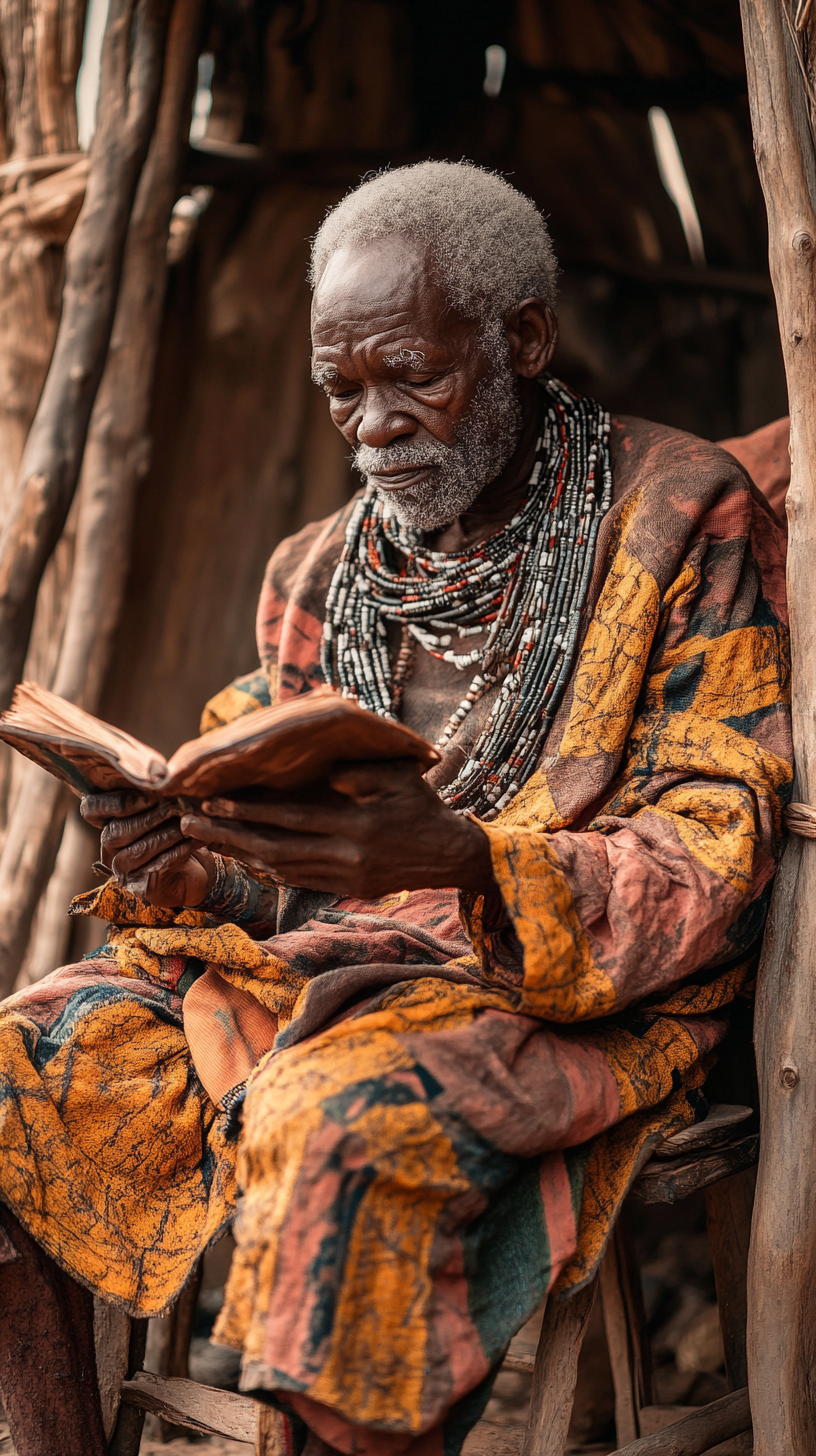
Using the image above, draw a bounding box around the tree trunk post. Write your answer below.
[0,0,172,711]
[739,3,816,1451]
[0,0,202,997]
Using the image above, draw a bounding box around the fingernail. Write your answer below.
[202,799,228,815]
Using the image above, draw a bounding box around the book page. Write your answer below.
[0,682,169,796]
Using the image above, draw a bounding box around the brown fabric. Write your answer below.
[720,415,790,525]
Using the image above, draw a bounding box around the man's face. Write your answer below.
[310,235,523,531]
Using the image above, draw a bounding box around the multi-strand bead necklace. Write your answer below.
[321,377,612,820]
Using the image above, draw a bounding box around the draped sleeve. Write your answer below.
[464,428,792,1022]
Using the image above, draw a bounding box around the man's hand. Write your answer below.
[178,759,496,900]
[80,791,215,908]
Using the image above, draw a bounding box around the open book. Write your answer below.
[0,681,439,799]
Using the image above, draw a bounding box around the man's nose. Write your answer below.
[356,388,416,448]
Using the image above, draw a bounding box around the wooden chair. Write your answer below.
[100,1102,758,1456]
[509,1103,757,1456]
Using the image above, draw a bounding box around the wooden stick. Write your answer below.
[610,1386,751,1455]
[0,768,71,996]
[0,0,202,997]
[599,1220,652,1444]
[705,1167,756,1392]
[108,1318,149,1456]
[738,3,816,1450]
[120,1370,259,1442]
[56,0,203,712]
[256,1403,288,1456]
[0,151,85,184]
[144,1260,203,1440]
[93,1300,134,1441]
[0,0,87,515]
[0,0,172,711]
[521,1277,597,1456]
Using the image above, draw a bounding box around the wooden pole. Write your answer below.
[57,0,202,711]
[609,1387,751,1456]
[739,3,816,1450]
[0,0,88,512]
[0,0,172,712]
[0,0,202,997]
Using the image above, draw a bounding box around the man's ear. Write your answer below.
[505,299,558,378]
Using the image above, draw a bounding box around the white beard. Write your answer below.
[352,365,523,532]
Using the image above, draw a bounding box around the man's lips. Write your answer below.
[368,465,436,490]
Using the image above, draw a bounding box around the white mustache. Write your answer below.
[352,439,451,476]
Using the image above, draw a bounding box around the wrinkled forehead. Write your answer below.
[310,234,476,360]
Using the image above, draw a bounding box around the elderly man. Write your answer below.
[0,162,791,1456]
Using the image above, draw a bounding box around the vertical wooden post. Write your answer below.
[0,0,202,998]
[0,0,172,710]
[522,1277,597,1456]
[705,1167,756,1393]
[739,3,816,1451]
[599,1219,652,1444]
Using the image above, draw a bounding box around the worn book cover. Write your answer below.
[0,681,438,798]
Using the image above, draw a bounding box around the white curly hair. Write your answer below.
[309,161,558,330]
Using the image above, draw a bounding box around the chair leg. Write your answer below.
[93,1300,134,1442]
[143,1258,204,1441]
[107,1317,149,1456]
[521,1275,598,1456]
[599,1216,653,1445]
[256,1403,290,1456]
[705,1165,756,1391]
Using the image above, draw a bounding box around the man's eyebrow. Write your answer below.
[311,361,339,385]
[382,348,426,370]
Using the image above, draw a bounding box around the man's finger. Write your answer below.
[199,795,357,835]
[108,823,188,877]
[117,839,197,897]
[119,838,192,875]
[99,802,182,854]
[81,790,162,827]
[181,814,339,871]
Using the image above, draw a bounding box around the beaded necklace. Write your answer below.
[321,377,612,820]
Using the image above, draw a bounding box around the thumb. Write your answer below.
[328,757,422,801]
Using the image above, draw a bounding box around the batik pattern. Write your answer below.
[0,412,791,1448]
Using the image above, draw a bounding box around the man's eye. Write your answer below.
[406,375,442,389]
[326,384,359,400]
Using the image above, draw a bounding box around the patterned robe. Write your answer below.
[0,410,791,1452]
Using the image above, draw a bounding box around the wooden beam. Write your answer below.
[106,1315,149,1456]
[0,3,87,530]
[609,1387,751,1455]
[599,1220,652,1444]
[502,1337,536,1374]
[738,3,816,1451]
[93,1301,133,1441]
[143,1261,203,1440]
[0,0,172,711]
[120,1370,258,1441]
[705,1167,756,1392]
[630,1135,759,1204]
[521,1276,597,1456]
[256,1402,288,1456]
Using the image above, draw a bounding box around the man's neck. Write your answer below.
[423,378,544,554]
